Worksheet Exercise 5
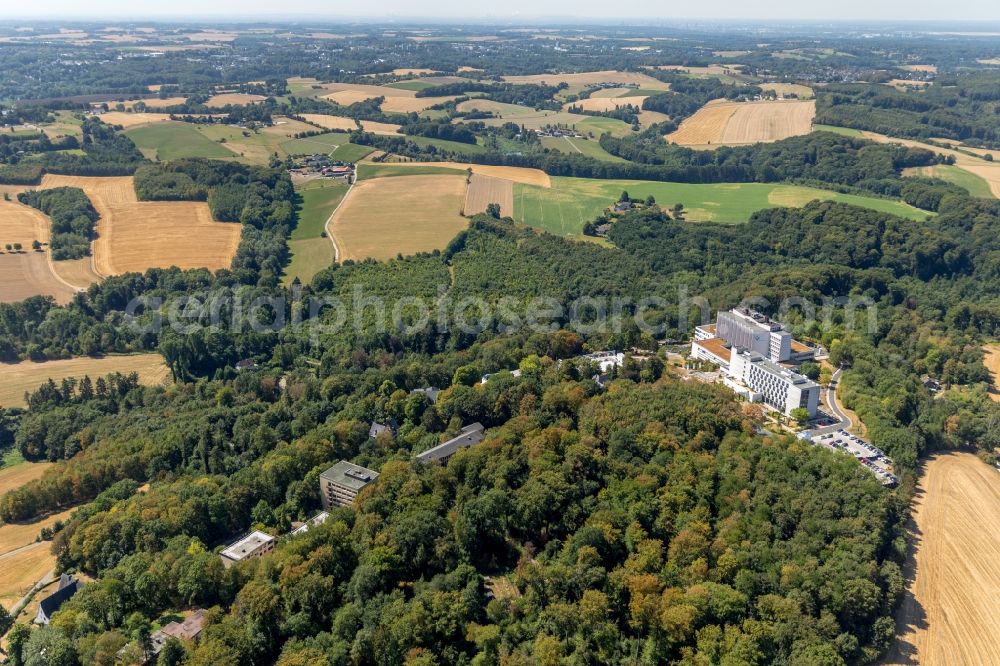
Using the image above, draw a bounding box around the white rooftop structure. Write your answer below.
[220,530,275,563]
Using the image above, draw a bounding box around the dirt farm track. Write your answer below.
[884,453,1000,665]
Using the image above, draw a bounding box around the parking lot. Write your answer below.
[812,429,898,486]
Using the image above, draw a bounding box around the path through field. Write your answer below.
[984,343,1000,402]
[884,453,1000,665]
[39,175,241,275]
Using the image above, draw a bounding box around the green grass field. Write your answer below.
[906,164,994,198]
[126,122,236,160]
[283,179,349,285]
[280,133,374,161]
[540,136,629,162]
[456,100,634,139]
[357,163,467,180]
[513,177,930,236]
[812,124,864,138]
[385,81,436,92]
[402,135,487,155]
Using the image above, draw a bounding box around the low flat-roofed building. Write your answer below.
[693,323,717,341]
[789,339,817,362]
[291,511,330,536]
[220,530,275,565]
[416,423,485,464]
[691,336,732,370]
[320,461,380,509]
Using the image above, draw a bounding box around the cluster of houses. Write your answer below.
[535,126,584,139]
[289,154,355,179]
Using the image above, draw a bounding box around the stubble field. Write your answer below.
[0,354,170,408]
[465,174,514,217]
[38,175,241,275]
[885,453,1000,665]
[667,99,816,147]
[328,175,468,261]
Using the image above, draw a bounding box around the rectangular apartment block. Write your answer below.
[319,461,380,509]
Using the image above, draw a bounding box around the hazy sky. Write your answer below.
[3,0,999,22]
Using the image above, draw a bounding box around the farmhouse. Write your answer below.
[35,574,82,625]
[220,530,275,566]
[319,461,380,509]
[416,423,485,464]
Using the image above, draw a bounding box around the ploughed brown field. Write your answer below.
[884,453,1000,665]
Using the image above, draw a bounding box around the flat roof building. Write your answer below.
[220,530,275,565]
[319,461,380,509]
[416,423,485,464]
[691,337,732,370]
[728,349,820,417]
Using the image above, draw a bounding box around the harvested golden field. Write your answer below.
[0,509,74,556]
[0,354,169,408]
[39,175,241,275]
[330,175,468,261]
[0,197,50,247]
[300,114,359,131]
[502,70,670,89]
[985,343,1000,402]
[457,66,483,73]
[860,131,1000,198]
[390,68,438,76]
[133,96,188,108]
[667,99,815,147]
[51,258,101,290]
[759,82,814,98]
[466,174,514,217]
[320,83,459,114]
[377,161,551,187]
[885,453,1000,665]
[0,463,53,500]
[360,120,403,135]
[205,93,267,107]
[0,542,55,612]
[0,254,78,305]
[564,96,647,113]
[637,110,670,128]
[886,79,931,89]
[648,64,743,78]
[902,64,938,73]
[97,111,173,128]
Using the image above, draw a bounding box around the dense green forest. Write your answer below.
[18,187,99,260]
[1,20,999,666]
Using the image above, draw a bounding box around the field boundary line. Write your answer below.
[323,180,356,262]
[563,136,583,154]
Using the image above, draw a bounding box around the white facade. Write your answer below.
[221,531,275,563]
[717,309,792,362]
[728,349,820,416]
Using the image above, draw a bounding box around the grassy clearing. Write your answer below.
[0,354,170,408]
[403,135,487,155]
[513,177,929,236]
[540,136,629,162]
[812,124,864,137]
[904,164,994,198]
[358,163,467,179]
[284,180,348,285]
[125,122,235,160]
